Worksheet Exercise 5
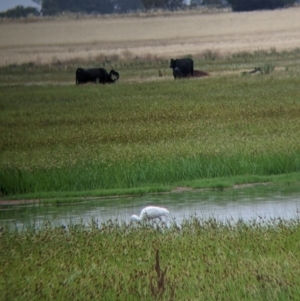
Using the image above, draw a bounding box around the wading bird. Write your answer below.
[131,206,170,222]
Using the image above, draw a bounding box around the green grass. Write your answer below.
[1,218,300,300]
[1,48,300,198]
[0,172,299,204]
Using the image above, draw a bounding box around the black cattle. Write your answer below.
[172,67,185,79]
[173,67,209,79]
[76,68,119,85]
[249,67,262,74]
[170,58,194,79]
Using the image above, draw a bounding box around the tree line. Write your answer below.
[0,5,39,18]
[227,0,296,11]
[0,0,297,18]
[41,0,187,15]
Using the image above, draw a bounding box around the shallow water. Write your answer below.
[1,184,300,230]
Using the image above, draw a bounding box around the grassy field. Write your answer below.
[1,8,300,200]
[1,48,300,199]
[1,218,300,300]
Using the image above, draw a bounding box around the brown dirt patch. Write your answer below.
[171,186,194,193]
[0,199,40,206]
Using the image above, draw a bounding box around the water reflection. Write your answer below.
[1,184,300,231]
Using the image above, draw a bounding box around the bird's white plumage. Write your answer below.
[131,206,169,222]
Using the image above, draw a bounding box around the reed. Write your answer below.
[1,151,300,195]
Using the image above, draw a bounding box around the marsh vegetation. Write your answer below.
[1,217,300,300]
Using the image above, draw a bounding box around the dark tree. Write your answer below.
[83,0,115,14]
[42,0,187,15]
[115,0,144,13]
[141,0,164,9]
[42,0,115,16]
[190,0,224,7]
[202,0,225,6]
[141,0,185,9]
[42,0,61,15]
[227,0,296,11]
[0,6,39,18]
[164,0,185,9]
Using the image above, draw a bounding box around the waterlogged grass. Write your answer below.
[1,218,300,300]
[1,51,300,196]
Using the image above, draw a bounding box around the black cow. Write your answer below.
[76,68,119,85]
[173,67,209,79]
[170,58,194,79]
[172,67,185,79]
[249,67,262,74]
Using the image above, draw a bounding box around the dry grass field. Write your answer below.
[0,7,299,66]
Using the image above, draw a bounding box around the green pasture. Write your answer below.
[1,48,300,198]
[1,218,300,300]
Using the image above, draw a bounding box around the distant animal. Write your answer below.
[76,68,119,85]
[170,58,194,79]
[59,225,68,232]
[241,67,263,76]
[248,67,262,74]
[131,206,170,222]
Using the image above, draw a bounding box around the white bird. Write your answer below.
[131,206,170,222]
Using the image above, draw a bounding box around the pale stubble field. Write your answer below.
[0,7,299,66]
